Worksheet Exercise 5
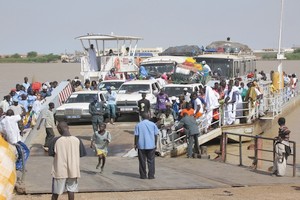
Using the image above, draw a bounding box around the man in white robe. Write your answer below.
[204,86,219,128]
[232,80,243,122]
[85,44,98,72]
[273,138,289,176]
[224,84,236,125]
[272,121,291,177]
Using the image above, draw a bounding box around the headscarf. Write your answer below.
[139,66,148,78]
[279,126,290,141]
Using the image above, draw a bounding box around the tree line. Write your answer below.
[0,51,61,63]
[255,48,300,60]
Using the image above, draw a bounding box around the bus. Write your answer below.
[194,53,257,80]
[140,56,200,83]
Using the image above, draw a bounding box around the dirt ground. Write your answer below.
[13,184,300,200]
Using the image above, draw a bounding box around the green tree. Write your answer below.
[11,53,21,58]
[27,51,38,58]
[293,48,300,53]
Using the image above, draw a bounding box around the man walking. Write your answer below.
[48,121,86,200]
[134,112,159,179]
[89,96,105,132]
[37,102,55,151]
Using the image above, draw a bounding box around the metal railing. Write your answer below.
[159,111,222,153]
[220,132,297,177]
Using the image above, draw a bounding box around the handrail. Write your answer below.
[220,132,297,177]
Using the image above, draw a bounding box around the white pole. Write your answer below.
[277,0,284,89]
[278,0,284,55]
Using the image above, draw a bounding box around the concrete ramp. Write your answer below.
[22,156,300,194]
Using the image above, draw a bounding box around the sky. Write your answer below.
[1,0,300,55]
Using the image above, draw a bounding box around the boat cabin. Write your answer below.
[75,33,143,81]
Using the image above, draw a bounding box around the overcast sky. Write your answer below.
[1,0,299,54]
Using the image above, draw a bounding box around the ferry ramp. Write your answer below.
[21,155,300,194]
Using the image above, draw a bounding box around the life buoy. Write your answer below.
[114,58,120,71]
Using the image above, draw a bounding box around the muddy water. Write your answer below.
[0,63,80,98]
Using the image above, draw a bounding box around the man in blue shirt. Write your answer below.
[105,86,117,125]
[134,112,159,179]
[22,77,30,91]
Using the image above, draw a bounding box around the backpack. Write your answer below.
[275,141,291,159]
[284,144,291,159]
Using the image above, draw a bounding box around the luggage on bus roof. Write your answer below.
[159,45,202,56]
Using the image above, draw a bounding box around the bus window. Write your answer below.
[234,61,238,77]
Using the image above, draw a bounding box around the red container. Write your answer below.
[32,82,42,91]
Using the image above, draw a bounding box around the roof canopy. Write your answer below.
[75,34,143,41]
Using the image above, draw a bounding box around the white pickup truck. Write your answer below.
[116,79,162,116]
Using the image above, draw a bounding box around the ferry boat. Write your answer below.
[75,33,142,81]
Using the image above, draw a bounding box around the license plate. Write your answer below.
[66,115,81,119]
[120,108,133,111]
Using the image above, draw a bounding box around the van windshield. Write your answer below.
[99,81,124,91]
[143,63,175,77]
[164,87,192,97]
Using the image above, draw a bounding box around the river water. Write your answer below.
[1,60,299,96]
[0,61,299,170]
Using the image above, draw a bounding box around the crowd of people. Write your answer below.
[0,77,56,147]
[136,70,298,160]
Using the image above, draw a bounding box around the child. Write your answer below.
[90,123,111,173]
[158,109,174,144]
